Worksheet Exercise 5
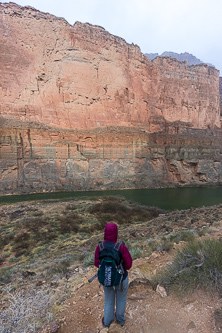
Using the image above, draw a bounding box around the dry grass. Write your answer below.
[0,286,55,333]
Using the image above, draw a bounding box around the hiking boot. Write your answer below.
[102,317,110,328]
[114,312,124,326]
[117,321,124,327]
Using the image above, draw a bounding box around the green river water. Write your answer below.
[0,187,221,211]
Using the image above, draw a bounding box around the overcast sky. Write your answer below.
[7,0,222,73]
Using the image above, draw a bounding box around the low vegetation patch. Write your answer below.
[148,236,174,252]
[88,196,163,226]
[158,238,222,294]
[58,213,83,234]
[0,287,55,333]
[169,230,195,244]
[1,196,164,265]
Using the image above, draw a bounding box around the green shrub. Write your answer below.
[160,237,174,252]
[197,229,206,237]
[169,233,181,244]
[159,238,222,294]
[130,247,142,259]
[169,230,195,244]
[63,233,71,239]
[179,230,195,242]
[84,253,94,266]
[148,237,174,253]
[0,232,15,250]
[35,247,44,255]
[47,259,71,274]
[9,257,19,263]
[0,267,13,283]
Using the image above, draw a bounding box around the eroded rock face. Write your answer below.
[0,3,221,131]
[219,77,222,117]
[1,125,222,194]
[0,3,222,195]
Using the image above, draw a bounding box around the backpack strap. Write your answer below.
[99,241,123,251]
[114,241,125,290]
[114,241,122,251]
[99,241,104,251]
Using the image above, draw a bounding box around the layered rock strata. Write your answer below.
[1,123,222,194]
[219,77,222,116]
[0,3,221,195]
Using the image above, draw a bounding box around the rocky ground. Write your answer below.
[55,254,222,333]
[0,198,222,333]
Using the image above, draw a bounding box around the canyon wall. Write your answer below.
[0,3,222,195]
[219,77,222,116]
[1,123,222,194]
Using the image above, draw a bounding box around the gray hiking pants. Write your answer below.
[103,276,129,327]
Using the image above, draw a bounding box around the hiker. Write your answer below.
[94,222,132,328]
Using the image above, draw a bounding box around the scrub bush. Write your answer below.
[0,255,5,265]
[0,233,15,250]
[130,247,142,259]
[159,238,222,294]
[149,237,174,252]
[88,197,164,225]
[0,268,13,284]
[0,288,55,333]
[12,232,31,257]
[19,217,46,233]
[84,253,94,266]
[58,213,83,234]
[169,230,195,244]
[46,259,71,275]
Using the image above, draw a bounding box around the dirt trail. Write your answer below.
[55,251,222,333]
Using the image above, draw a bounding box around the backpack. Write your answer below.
[97,241,124,287]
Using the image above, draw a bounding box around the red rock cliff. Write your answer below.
[0,3,220,131]
[0,3,221,195]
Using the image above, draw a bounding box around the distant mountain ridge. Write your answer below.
[145,51,213,67]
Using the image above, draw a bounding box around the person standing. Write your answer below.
[94,222,132,328]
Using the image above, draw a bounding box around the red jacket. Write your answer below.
[94,223,132,272]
